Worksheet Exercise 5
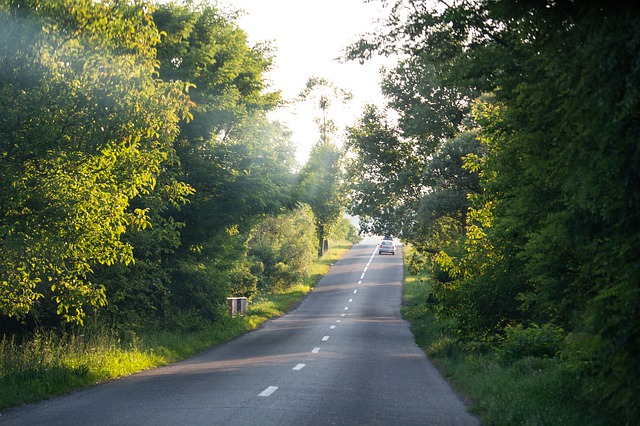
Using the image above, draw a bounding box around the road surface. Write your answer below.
[0,237,480,425]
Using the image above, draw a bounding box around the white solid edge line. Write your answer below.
[258,386,278,397]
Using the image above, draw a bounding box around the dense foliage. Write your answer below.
[0,0,190,325]
[0,0,353,336]
[345,0,639,422]
[297,141,342,257]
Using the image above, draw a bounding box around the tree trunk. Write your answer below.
[317,224,324,258]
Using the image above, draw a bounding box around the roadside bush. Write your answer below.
[497,323,565,363]
[228,258,259,298]
[168,259,230,327]
[248,206,316,292]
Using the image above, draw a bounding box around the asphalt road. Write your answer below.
[0,237,480,425]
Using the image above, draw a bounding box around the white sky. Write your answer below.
[223,0,392,163]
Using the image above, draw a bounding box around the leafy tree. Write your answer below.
[295,77,351,256]
[414,130,483,255]
[343,9,479,240]
[420,132,482,231]
[343,104,424,237]
[153,1,288,239]
[0,0,189,325]
[329,216,360,245]
[297,141,343,257]
[380,54,475,150]
[154,1,279,143]
[298,76,353,145]
[152,1,297,322]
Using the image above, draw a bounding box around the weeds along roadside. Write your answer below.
[400,244,617,426]
[0,242,353,412]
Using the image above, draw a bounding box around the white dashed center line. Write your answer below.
[258,386,278,397]
[253,245,384,402]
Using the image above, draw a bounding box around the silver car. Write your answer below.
[378,240,396,255]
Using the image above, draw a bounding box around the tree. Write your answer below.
[297,142,343,257]
[298,76,353,145]
[415,130,483,252]
[153,1,288,243]
[380,54,475,150]
[343,14,478,239]
[152,2,297,323]
[296,77,351,256]
[0,0,189,324]
[154,1,279,142]
[343,104,424,237]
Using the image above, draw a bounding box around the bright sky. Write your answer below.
[223,0,392,163]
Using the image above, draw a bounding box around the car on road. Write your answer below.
[378,239,396,255]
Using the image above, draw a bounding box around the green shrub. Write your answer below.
[247,205,317,292]
[497,323,565,363]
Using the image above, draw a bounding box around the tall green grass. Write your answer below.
[0,240,352,411]
[0,328,163,410]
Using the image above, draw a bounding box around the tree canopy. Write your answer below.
[0,0,189,324]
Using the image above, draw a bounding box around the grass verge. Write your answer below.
[401,246,614,426]
[0,241,353,412]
